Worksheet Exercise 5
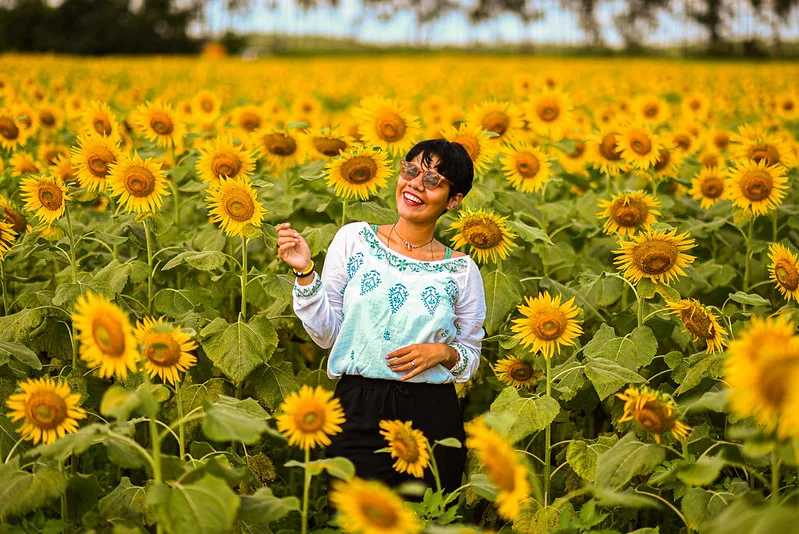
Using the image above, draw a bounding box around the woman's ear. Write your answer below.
[447,193,464,211]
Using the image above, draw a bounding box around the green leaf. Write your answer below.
[298,159,325,181]
[591,487,661,508]
[551,355,586,401]
[482,268,521,336]
[345,201,397,225]
[146,474,240,534]
[506,219,554,246]
[0,341,41,369]
[577,272,623,308]
[93,259,149,294]
[566,436,619,482]
[682,487,726,531]
[468,473,498,501]
[154,287,214,318]
[28,424,107,462]
[201,398,269,444]
[200,316,278,384]
[285,457,355,481]
[595,433,665,490]
[583,324,658,371]
[97,477,147,523]
[728,291,770,307]
[0,458,68,520]
[584,357,646,400]
[302,223,338,258]
[435,437,462,448]
[162,250,227,272]
[0,307,50,342]
[100,385,142,421]
[637,278,656,299]
[66,473,103,522]
[489,387,559,444]
[238,487,300,524]
[660,456,725,486]
[674,352,726,396]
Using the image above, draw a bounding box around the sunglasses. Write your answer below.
[400,160,453,190]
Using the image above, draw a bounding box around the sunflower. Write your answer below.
[192,89,222,122]
[254,128,304,172]
[0,221,17,260]
[13,102,37,134]
[36,103,63,134]
[72,292,141,380]
[466,100,524,145]
[440,122,497,175]
[329,477,422,534]
[196,136,257,184]
[510,291,583,360]
[205,176,265,237]
[632,94,670,125]
[276,385,345,450]
[0,196,30,234]
[448,207,517,265]
[731,129,797,169]
[49,154,78,184]
[774,91,799,121]
[616,386,691,444]
[9,151,40,177]
[499,140,551,194]
[291,95,324,127]
[107,153,169,214]
[464,418,530,521]
[0,108,30,151]
[135,317,198,385]
[704,128,731,153]
[80,100,121,142]
[31,222,63,241]
[63,93,84,120]
[37,144,70,166]
[323,145,391,201]
[493,356,543,388]
[689,166,725,209]
[587,126,625,177]
[523,88,574,139]
[724,159,789,217]
[70,134,122,192]
[680,91,710,121]
[19,174,69,224]
[228,105,267,138]
[617,123,662,170]
[378,419,430,478]
[696,148,726,170]
[665,299,727,354]
[768,243,799,302]
[301,126,354,162]
[614,228,696,285]
[597,191,661,237]
[132,100,186,149]
[5,376,87,445]
[353,96,421,156]
[725,316,799,439]
[648,145,685,180]
[559,136,590,177]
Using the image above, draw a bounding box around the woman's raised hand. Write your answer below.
[276,222,312,272]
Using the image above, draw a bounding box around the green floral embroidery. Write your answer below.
[361,225,469,273]
[449,341,470,375]
[294,273,322,298]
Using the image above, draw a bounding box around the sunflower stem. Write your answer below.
[544,357,552,510]
[65,203,78,284]
[1,260,8,316]
[637,294,644,329]
[301,447,311,534]
[241,236,248,321]
[743,217,755,292]
[772,447,781,505]
[341,199,347,227]
[176,384,185,461]
[427,441,444,502]
[143,219,155,315]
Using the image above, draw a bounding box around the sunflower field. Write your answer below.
[0,53,798,534]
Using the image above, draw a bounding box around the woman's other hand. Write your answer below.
[276,222,312,272]
[385,343,457,381]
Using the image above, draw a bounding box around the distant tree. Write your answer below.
[614,0,672,51]
[561,0,603,46]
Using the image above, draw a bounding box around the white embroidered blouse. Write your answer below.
[292,220,486,384]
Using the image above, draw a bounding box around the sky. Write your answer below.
[191,0,799,48]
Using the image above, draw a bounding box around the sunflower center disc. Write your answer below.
[634,403,672,435]
[361,500,398,528]
[4,207,26,232]
[568,142,586,159]
[713,133,729,150]
[29,393,67,429]
[784,101,794,111]
[240,112,261,132]
[750,144,780,166]
[394,434,419,462]
[457,138,479,160]
[775,262,799,291]
[757,362,796,410]
[297,409,324,432]
[40,112,55,126]
[481,111,509,136]
[212,155,242,179]
[462,219,502,249]
[701,154,720,167]
[201,100,214,112]
[38,184,63,210]
[534,313,564,341]
[377,114,406,142]
[0,118,19,140]
[225,194,255,222]
[674,134,691,151]
[88,148,115,177]
[741,170,773,202]
[634,240,678,275]
[644,105,658,118]
[509,363,534,381]
[44,149,61,164]
[94,119,112,136]
[537,101,559,122]
[146,336,182,367]
[680,307,713,339]
[264,133,297,156]
[612,198,647,227]
[630,132,652,155]
[313,137,347,157]
[341,156,377,185]
[92,318,127,357]
[701,177,724,198]
[489,459,516,491]
[151,115,174,135]
[516,154,541,178]
[599,133,622,161]
[126,167,157,197]
[653,149,671,171]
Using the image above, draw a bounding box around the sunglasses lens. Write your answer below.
[422,173,442,189]
[400,162,419,180]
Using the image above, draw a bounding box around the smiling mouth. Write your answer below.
[402,191,425,206]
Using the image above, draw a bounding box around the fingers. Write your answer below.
[401,365,424,381]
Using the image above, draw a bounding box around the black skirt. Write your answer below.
[325,373,468,495]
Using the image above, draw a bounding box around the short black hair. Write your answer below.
[404,140,474,211]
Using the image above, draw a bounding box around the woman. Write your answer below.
[276,139,487,501]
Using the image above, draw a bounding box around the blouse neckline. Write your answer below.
[364,222,462,265]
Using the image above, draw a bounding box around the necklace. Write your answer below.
[389,223,434,260]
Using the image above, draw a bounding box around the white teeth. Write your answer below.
[403,192,423,205]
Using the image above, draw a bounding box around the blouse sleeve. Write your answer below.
[446,258,486,383]
[292,224,351,349]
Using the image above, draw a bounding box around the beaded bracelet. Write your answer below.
[294,259,315,278]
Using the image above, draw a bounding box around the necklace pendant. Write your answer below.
[404,241,414,251]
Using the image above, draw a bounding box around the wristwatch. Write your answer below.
[294,259,314,278]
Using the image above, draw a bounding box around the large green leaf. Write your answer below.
[97,477,148,523]
[162,250,227,272]
[506,219,553,246]
[0,341,42,369]
[482,268,521,336]
[489,387,559,444]
[238,487,300,524]
[345,201,397,225]
[583,324,658,371]
[584,357,646,400]
[674,352,726,396]
[681,487,727,531]
[201,396,270,444]
[595,433,665,490]
[566,435,619,482]
[248,362,300,410]
[146,474,240,534]
[0,457,68,520]
[200,316,278,384]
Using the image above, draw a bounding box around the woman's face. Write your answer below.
[395,153,462,222]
